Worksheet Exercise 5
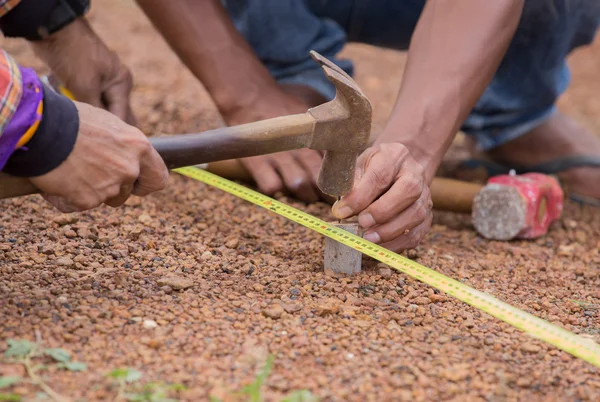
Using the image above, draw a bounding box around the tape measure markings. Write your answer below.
[175,166,600,368]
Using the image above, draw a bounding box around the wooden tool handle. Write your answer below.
[0,173,38,199]
[1,156,483,213]
[430,177,482,213]
[206,160,483,213]
[152,114,314,169]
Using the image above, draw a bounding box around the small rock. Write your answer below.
[55,256,74,267]
[413,297,431,305]
[64,229,77,238]
[138,213,153,225]
[157,276,194,290]
[438,336,450,344]
[429,294,446,303]
[147,338,164,349]
[282,303,302,313]
[53,214,78,226]
[324,268,337,278]
[521,343,541,353]
[143,319,158,329]
[262,304,284,319]
[557,244,575,257]
[378,264,392,279]
[441,365,470,382]
[516,377,532,387]
[225,238,239,249]
[316,299,340,316]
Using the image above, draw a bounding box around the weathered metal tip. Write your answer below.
[310,50,360,91]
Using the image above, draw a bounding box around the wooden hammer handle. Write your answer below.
[207,160,483,213]
[0,113,314,200]
[0,159,482,213]
[0,173,37,199]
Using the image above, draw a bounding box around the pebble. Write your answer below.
[54,256,74,267]
[282,303,302,313]
[262,304,284,319]
[315,300,340,316]
[143,319,158,329]
[378,267,392,279]
[53,214,78,226]
[521,343,541,353]
[413,297,431,305]
[225,238,239,249]
[157,276,194,290]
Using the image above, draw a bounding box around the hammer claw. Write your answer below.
[310,51,367,98]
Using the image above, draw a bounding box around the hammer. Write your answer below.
[0,51,372,200]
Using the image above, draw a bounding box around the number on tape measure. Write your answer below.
[175,166,600,368]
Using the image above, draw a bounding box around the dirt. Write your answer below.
[1,1,600,401]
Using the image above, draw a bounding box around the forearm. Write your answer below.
[136,0,282,118]
[380,0,524,182]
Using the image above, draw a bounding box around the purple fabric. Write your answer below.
[0,66,43,170]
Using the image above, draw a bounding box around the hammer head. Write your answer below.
[472,173,563,240]
[307,51,372,197]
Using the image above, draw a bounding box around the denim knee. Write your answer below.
[222,0,354,101]
[462,0,600,150]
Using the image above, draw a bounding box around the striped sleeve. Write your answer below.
[0,49,22,135]
[0,0,21,17]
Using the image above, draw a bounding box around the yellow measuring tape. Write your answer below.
[176,166,600,368]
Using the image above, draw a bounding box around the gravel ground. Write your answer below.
[1,1,600,401]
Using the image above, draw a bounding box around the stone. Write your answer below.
[143,319,158,329]
[282,303,302,313]
[262,304,284,319]
[521,343,541,353]
[378,264,392,279]
[53,214,78,226]
[55,256,74,267]
[157,276,194,290]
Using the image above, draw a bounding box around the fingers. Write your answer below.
[241,151,322,202]
[132,143,169,197]
[241,156,283,195]
[271,152,320,202]
[332,144,408,219]
[357,163,425,231]
[379,213,433,253]
[105,182,135,208]
[295,149,323,187]
[42,194,80,214]
[103,65,134,123]
[362,186,432,245]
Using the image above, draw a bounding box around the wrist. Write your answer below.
[30,18,94,65]
[4,84,79,177]
[376,99,457,183]
[219,86,310,126]
[0,0,89,41]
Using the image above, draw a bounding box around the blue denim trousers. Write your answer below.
[222,0,600,150]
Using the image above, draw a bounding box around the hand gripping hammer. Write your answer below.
[0,51,372,200]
